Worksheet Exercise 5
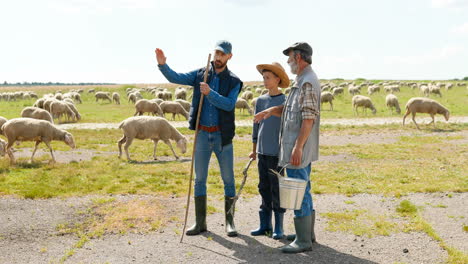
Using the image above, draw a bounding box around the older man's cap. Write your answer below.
[283,42,313,56]
[215,40,232,54]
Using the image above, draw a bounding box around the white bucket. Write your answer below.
[278,176,308,210]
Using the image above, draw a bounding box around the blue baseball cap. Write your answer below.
[214,40,232,54]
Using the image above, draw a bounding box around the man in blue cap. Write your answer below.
[155,40,242,237]
[254,42,321,253]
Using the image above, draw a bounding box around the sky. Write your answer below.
[0,0,467,83]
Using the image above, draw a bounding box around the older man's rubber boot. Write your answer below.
[250,209,272,236]
[281,215,312,253]
[272,211,284,240]
[186,196,207,236]
[225,196,238,237]
[286,210,316,243]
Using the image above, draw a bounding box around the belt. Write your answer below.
[198,125,220,133]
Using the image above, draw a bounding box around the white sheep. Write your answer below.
[403,97,450,130]
[50,101,76,123]
[117,116,187,161]
[352,95,376,115]
[0,118,75,164]
[332,87,344,96]
[348,86,360,96]
[151,98,164,105]
[21,107,54,123]
[112,92,121,105]
[236,98,253,115]
[175,88,187,100]
[429,85,442,97]
[419,85,430,97]
[241,91,253,101]
[255,88,263,94]
[367,85,380,95]
[251,97,258,110]
[385,94,401,114]
[134,99,164,117]
[95,92,112,103]
[321,91,334,111]
[0,138,6,157]
[64,102,81,121]
[0,116,7,135]
[175,99,191,112]
[160,101,189,120]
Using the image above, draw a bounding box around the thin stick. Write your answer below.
[180,53,211,243]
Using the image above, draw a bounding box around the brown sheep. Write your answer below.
[134,99,164,117]
[403,97,449,130]
[160,101,189,120]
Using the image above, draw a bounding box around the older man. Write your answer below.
[155,40,242,237]
[254,42,320,253]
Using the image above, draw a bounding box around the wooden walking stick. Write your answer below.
[180,53,211,243]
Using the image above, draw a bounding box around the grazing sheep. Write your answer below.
[21,107,54,123]
[321,91,334,111]
[175,88,187,100]
[159,101,189,120]
[150,98,164,105]
[175,99,191,112]
[64,102,81,121]
[0,116,7,135]
[367,85,380,95]
[332,87,344,96]
[348,86,360,96]
[251,97,258,110]
[134,99,164,117]
[50,101,76,123]
[0,118,75,164]
[112,92,121,105]
[95,92,112,103]
[117,116,187,161]
[429,86,442,97]
[72,92,82,104]
[43,98,58,113]
[88,89,95,93]
[385,94,401,114]
[163,91,173,101]
[128,93,138,104]
[403,97,449,130]
[255,88,263,94]
[352,95,377,115]
[235,98,253,115]
[419,85,430,97]
[54,93,63,100]
[241,91,253,101]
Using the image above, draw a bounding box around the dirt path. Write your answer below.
[1,193,466,264]
[57,116,468,130]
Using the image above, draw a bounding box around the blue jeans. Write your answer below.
[194,130,236,197]
[286,163,313,217]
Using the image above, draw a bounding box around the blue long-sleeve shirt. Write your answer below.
[158,63,240,127]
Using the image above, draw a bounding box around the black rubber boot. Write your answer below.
[225,196,238,237]
[286,210,316,243]
[281,215,312,253]
[186,196,207,236]
[250,209,272,236]
[272,211,284,240]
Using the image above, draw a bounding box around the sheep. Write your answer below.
[420,85,430,97]
[151,98,164,105]
[348,86,360,96]
[54,93,63,100]
[159,101,189,120]
[403,97,449,130]
[175,99,191,112]
[20,107,54,123]
[429,85,442,97]
[236,98,253,115]
[95,92,112,103]
[367,85,380,95]
[112,92,121,105]
[0,138,5,157]
[0,118,75,164]
[352,95,376,115]
[255,88,263,94]
[64,102,82,121]
[241,91,253,101]
[128,92,143,104]
[163,91,173,101]
[50,101,76,123]
[175,88,187,100]
[134,99,164,117]
[117,116,187,161]
[0,116,7,135]
[43,98,58,113]
[321,91,334,111]
[332,87,344,96]
[88,89,95,93]
[385,94,401,114]
[72,92,82,104]
[251,97,258,110]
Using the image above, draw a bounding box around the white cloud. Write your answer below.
[451,22,468,34]
[431,0,468,8]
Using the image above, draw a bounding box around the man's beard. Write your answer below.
[288,59,298,74]
[214,60,227,69]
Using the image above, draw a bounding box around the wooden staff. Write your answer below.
[180,53,211,243]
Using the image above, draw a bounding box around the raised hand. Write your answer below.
[155,48,167,65]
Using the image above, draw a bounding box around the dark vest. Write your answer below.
[189,62,243,146]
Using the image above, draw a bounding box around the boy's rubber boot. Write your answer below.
[272,211,284,239]
[286,210,316,243]
[250,209,272,236]
[186,196,207,235]
[225,196,238,237]
[281,215,313,253]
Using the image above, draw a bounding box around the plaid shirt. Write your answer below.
[299,82,320,120]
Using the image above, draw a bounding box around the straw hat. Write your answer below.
[256,62,290,88]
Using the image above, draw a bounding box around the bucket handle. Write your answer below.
[269,163,290,181]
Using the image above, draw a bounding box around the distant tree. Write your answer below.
[355,78,366,81]
[463,76,468,81]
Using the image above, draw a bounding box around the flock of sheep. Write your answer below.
[0,80,465,165]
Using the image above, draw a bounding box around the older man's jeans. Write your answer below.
[286,163,313,217]
[194,130,236,197]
